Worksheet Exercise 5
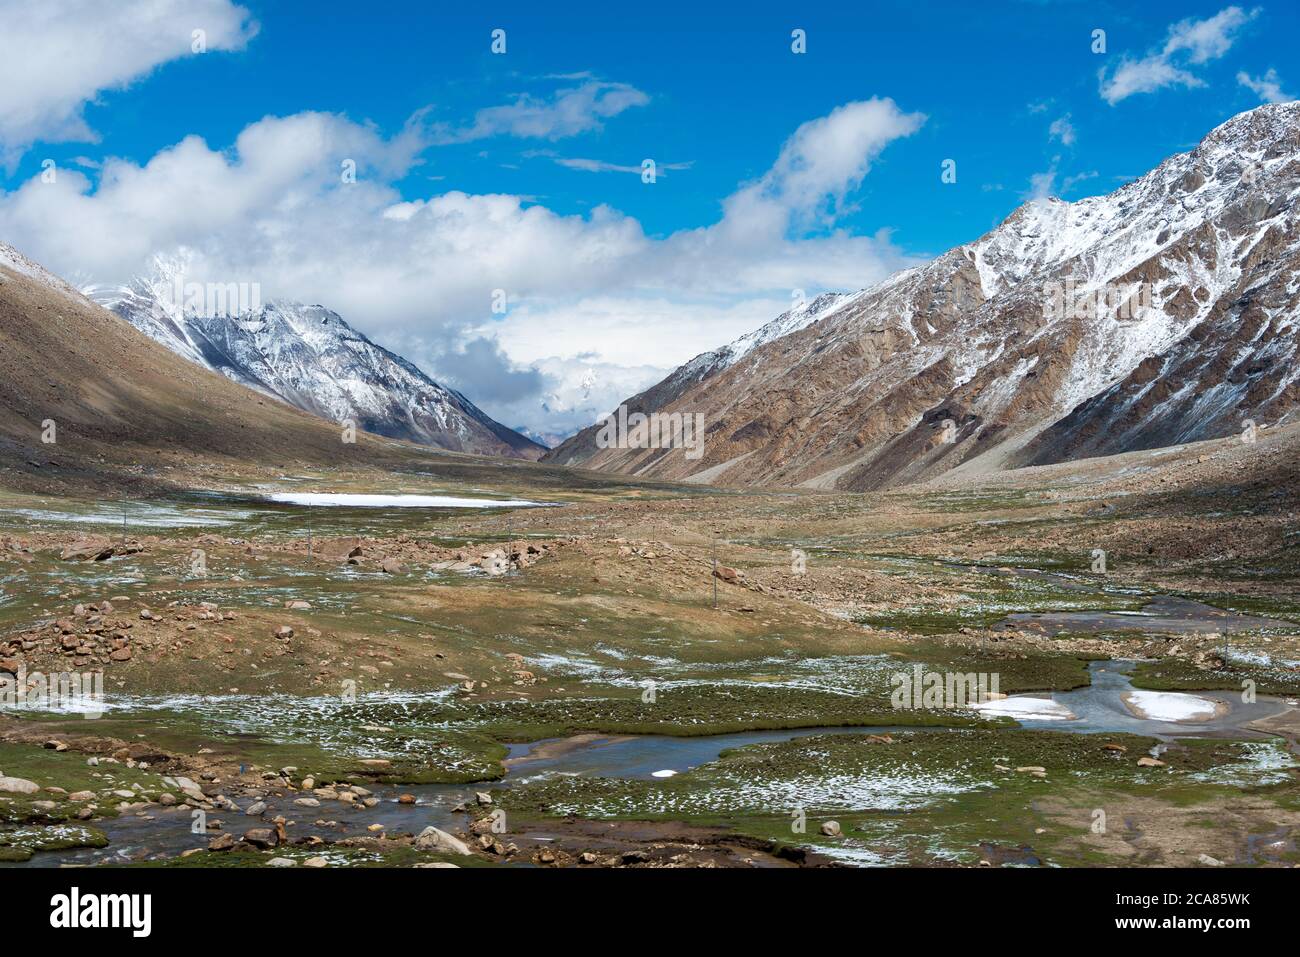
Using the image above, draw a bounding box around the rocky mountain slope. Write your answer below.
[0,240,436,493]
[88,268,544,461]
[545,292,854,466]
[546,102,1300,489]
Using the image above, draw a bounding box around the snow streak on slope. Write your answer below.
[88,262,544,460]
[547,101,1300,488]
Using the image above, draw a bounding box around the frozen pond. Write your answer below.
[264,493,549,508]
[998,596,1292,635]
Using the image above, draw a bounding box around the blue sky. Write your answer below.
[0,0,1295,438]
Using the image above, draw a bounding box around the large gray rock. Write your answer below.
[414,826,472,856]
[0,776,40,794]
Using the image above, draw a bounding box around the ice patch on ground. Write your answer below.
[1122,689,1219,722]
[265,493,547,508]
[969,696,1077,721]
[1189,740,1298,787]
[550,763,990,819]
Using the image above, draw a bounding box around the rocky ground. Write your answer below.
[0,423,1297,867]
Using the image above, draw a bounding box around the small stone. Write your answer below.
[820,820,842,837]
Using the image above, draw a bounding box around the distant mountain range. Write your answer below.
[547,101,1300,488]
[87,267,544,461]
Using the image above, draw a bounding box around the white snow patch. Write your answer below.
[969,696,1077,721]
[265,493,547,508]
[1122,690,1220,722]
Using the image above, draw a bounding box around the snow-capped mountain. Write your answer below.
[546,101,1300,488]
[88,269,544,460]
[543,292,855,466]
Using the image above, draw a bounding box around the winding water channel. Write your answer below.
[5,659,1292,867]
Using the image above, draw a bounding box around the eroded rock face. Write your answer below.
[547,102,1300,489]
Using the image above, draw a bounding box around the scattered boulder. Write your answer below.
[414,826,472,856]
[0,776,40,795]
[318,538,364,562]
[243,828,279,849]
[60,536,115,561]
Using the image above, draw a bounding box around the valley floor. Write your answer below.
[0,424,1297,868]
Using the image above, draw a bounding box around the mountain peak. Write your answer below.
[87,270,545,460]
[547,103,1300,487]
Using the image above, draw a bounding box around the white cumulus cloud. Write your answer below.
[0,0,258,168]
[1237,68,1295,103]
[0,99,925,438]
[1099,6,1259,105]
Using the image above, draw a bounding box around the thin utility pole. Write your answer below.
[712,536,718,609]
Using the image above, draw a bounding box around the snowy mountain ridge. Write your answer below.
[547,101,1300,488]
[87,263,544,460]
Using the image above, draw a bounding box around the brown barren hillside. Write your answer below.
[0,250,412,493]
[546,103,1300,490]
